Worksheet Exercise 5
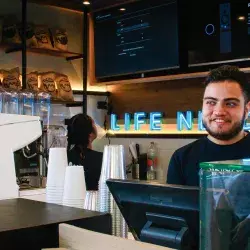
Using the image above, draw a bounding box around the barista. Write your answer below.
[167,65,250,249]
[67,113,103,190]
[167,65,250,186]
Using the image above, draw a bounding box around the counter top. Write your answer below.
[0,198,112,250]
[0,198,108,232]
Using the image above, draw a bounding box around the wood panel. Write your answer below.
[88,13,96,86]
[27,0,84,12]
[107,78,205,118]
[91,0,137,11]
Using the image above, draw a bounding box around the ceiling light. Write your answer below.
[119,8,126,11]
[83,1,90,5]
[237,16,245,21]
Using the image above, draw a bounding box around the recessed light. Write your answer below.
[119,8,126,11]
[237,16,245,21]
[83,1,90,5]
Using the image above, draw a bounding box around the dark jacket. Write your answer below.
[67,146,103,190]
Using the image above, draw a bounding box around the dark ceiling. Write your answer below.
[90,0,131,11]
[30,0,135,12]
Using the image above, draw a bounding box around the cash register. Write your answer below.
[107,179,199,250]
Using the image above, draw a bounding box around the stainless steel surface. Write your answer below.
[84,191,98,211]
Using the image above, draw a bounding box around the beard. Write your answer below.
[202,113,246,141]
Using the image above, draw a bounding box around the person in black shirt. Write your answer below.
[67,113,103,190]
[167,65,250,249]
[167,65,250,186]
[167,134,250,186]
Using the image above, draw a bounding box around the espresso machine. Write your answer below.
[0,113,42,199]
[14,133,46,189]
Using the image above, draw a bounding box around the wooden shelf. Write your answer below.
[51,100,83,107]
[94,72,208,86]
[73,90,110,96]
[2,44,83,60]
[95,67,250,86]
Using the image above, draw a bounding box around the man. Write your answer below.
[167,65,250,186]
[167,65,250,249]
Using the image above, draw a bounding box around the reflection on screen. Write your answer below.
[188,0,250,66]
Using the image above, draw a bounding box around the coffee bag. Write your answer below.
[55,73,73,101]
[1,67,21,90]
[40,72,57,98]
[27,71,39,91]
[34,25,53,49]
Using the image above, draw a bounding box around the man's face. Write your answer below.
[202,81,250,141]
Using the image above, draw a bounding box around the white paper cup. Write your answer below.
[47,148,68,187]
[63,166,86,200]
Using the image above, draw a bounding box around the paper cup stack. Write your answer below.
[98,145,127,238]
[46,148,67,205]
[62,166,86,209]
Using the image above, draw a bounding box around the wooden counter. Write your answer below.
[0,198,111,250]
[59,223,175,250]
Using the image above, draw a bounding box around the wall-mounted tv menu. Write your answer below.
[188,0,250,67]
[94,0,179,79]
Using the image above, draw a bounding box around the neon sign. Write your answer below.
[111,111,250,131]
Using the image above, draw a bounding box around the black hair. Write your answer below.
[67,113,94,159]
[204,65,250,102]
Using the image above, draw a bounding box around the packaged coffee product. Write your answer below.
[27,71,39,91]
[40,72,57,98]
[55,73,73,101]
[3,24,20,44]
[2,15,21,44]
[1,67,21,90]
[34,25,53,49]
[51,28,68,51]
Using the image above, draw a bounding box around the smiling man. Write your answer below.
[167,65,250,186]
